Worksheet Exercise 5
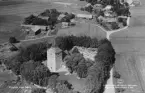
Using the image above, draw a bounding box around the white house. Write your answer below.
[103,5,112,11]
[57,14,66,20]
[85,3,92,7]
[38,16,49,20]
[76,14,93,19]
[21,24,50,31]
[61,22,69,28]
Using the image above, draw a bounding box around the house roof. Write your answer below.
[76,14,93,18]
[105,18,117,22]
[31,26,40,32]
[38,16,49,20]
[70,46,97,61]
[103,5,112,11]
[98,16,117,22]
[93,4,103,9]
[55,47,62,54]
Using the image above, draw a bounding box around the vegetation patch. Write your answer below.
[56,36,116,93]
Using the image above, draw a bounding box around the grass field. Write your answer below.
[57,22,106,40]
[0,0,56,44]
[111,1,145,92]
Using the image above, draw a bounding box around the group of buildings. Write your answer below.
[21,11,95,38]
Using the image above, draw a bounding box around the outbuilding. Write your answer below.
[76,14,93,19]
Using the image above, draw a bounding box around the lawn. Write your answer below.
[58,72,86,93]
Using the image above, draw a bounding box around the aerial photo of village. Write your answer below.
[0,0,144,93]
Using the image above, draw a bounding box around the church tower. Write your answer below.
[47,47,56,72]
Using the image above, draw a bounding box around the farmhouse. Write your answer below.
[76,14,93,19]
[37,16,49,20]
[21,24,50,31]
[31,26,41,35]
[61,22,69,28]
[102,5,113,11]
[57,14,66,21]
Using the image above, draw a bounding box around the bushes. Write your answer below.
[76,64,88,78]
[18,42,51,62]
[64,53,85,72]
[9,37,18,43]
[40,9,60,17]
[9,46,18,51]
[20,60,60,86]
[4,41,51,75]
[32,18,49,26]
[31,89,46,93]
[84,6,93,13]
[23,14,37,25]
[113,71,121,79]
[64,53,94,78]
[60,13,75,22]
[24,15,49,26]
[56,80,73,93]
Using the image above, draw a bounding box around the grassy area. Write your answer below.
[0,1,58,44]
[58,72,86,92]
[57,22,106,40]
[114,53,145,93]
[0,0,28,6]
[0,15,25,44]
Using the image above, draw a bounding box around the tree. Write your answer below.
[64,53,85,73]
[9,37,18,43]
[9,46,18,51]
[18,42,51,62]
[32,18,48,26]
[113,71,121,78]
[24,14,36,24]
[85,6,93,13]
[47,74,59,89]
[32,65,52,86]
[111,22,120,30]
[55,37,68,51]
[31,89,46,93]
[56,80,73,93]
[76,64,88,78]
[9,58,21,75]
[20,60,41,82]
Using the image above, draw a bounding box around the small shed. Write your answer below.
[58,14,66,20]
[103,5,112,11]
[31,26,41,35]
[38,16,49,20]
[62,22,69,28]
[76,14,93,19]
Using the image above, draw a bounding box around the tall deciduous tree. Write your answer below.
[31,89,46,93]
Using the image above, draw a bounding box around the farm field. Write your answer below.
[111,1,145,92]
